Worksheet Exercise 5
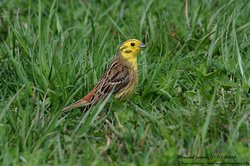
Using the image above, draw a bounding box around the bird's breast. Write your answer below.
[115,66,138,99]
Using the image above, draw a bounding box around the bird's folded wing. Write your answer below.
[91,60,130,102]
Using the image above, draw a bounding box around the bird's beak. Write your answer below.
[139,43,146,48]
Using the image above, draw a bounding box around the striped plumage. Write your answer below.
[63,39,146,112]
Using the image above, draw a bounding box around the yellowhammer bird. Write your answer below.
[63,39,146,112]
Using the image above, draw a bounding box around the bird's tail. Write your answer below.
[63,89,96,112]
[62,98,89,112]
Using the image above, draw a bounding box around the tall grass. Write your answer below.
[0,0,250,165]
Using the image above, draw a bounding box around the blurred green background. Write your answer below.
[0,0,250,165]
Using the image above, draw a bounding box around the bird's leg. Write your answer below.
[80,105,91,112]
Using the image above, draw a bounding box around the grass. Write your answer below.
[0,0,250,165]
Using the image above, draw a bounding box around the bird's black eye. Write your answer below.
[131,43,135,46]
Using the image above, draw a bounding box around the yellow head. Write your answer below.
[118,39,146,63]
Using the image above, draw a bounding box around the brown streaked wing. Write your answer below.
[99,59,130,94]
[88,59,130,104]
